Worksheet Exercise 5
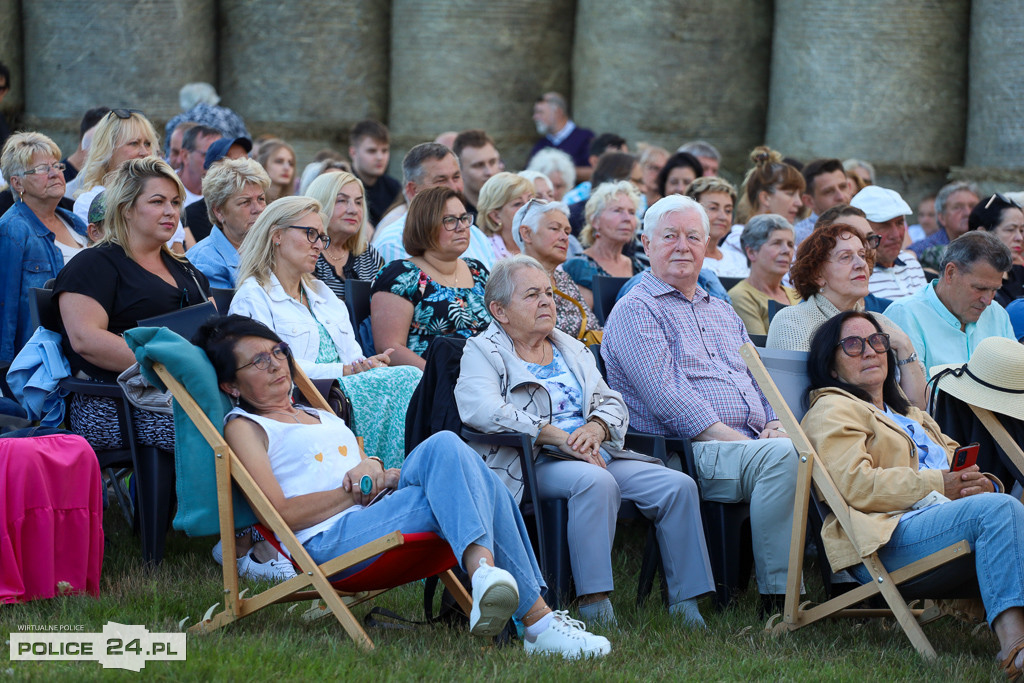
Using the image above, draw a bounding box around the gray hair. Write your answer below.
[202,157,270,227]
[512,199,570,251]
[842,158,876,183]
[179,82,220,110]
[580,180,641,247]
[526,148,576,190]
[741,214,793,263]
[642,194,709,242]
[941,230,1012,274]
[677,140,720,162]
[517,169,552,189]
[0,132,62,203]
[402,142,454,188]
[935,180,980,216]
[484,254,548,311]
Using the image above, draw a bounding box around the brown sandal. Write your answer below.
[1000,636,1024,681]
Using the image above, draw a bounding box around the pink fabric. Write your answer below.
[0,434,103,603]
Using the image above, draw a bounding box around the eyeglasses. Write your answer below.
[283,225,331,248]
[236,342,290,372]
[21,162,67,177]
[864,234,882,249]
[828,249,868,266]
[107,108,144,120]
[836,333,890,357]
[984,193,1022,210]
[441,213,475,231]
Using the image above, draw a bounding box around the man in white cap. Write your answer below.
[850,186,927,300]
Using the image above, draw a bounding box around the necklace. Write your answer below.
[513,339,551,365]
[324,245,347,262]
[261,407,303,423]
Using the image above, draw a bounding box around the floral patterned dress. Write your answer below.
[371,258,491,357]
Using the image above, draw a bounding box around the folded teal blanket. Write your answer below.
[125,327,256,536]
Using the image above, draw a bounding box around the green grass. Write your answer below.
[2,509,1004,681]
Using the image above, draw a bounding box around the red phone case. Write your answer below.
[951,443,979,471]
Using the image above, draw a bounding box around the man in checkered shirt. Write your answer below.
[602,195,800,612]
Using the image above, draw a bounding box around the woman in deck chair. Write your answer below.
[802,310,1024,678]
[195,314,611,659]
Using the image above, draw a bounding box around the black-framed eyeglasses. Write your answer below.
[864,234,882,249]
[107,108,144,120]
[283,225,331,248]
[836,333,890,357]
[21,162,67,177]
[441,213,475,231]
[236,342,290,373]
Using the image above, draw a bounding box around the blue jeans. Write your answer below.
[303,431,545,618]
[848,493,1024,626]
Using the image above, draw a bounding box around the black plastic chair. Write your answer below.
[344,279,375,357]
[211,287,236,315]
[749,334,768,347]
[718,276,742,292]
[767,299,787,325]
[591,275,630,325]
[30,287,175,564]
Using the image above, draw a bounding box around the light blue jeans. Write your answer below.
[303,431,546,618]
[848,492,1024,627]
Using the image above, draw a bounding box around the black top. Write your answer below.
[358,172,401,227]
[53,243,210,380]
[185,200,214,243]
[61,158,80,183]
[996,264,1024,308]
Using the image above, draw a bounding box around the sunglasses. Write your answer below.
[107,108,145,120]
[836,333,890,357]
[984,193,1022,210]
[236,342,290,372]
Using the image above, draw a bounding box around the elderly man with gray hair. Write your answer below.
[677,140,721,178]
[601,194,800,615]
[909,181,981,271]
[369,142,495,268]
[887,231,1015,377]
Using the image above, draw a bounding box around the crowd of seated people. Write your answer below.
[6,84,1024,670]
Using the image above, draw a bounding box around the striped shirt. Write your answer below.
[869,250,928,301]
[601,271,776,439]
[312,246,385,301]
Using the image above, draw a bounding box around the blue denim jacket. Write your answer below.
[0,202,86,362]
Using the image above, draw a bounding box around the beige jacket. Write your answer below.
[801,386,958,572]
[456,321,660,503]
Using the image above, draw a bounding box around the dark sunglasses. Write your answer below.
[236,342,291,372]
[107,108,144,120]
[984,193,1022,210]
[836,333,890,357]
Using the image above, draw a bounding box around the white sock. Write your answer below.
[524,611,554,639]
[578,598,616,625]
[670,598,706,628]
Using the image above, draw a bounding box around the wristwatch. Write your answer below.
[896,352,918,367]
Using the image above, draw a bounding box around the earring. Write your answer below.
[230,390,240,406]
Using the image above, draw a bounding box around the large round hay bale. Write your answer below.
[572,0,773,175]
[219,0,390,167]
[389,0,576,168]
[22,0,216,150]
[766,0,970,169]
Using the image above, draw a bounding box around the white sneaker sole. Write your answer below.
[469,582,519,637]
[525,640,612,660]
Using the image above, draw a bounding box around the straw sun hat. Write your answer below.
[931,336,1024,421]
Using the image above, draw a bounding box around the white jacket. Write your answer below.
[229,273,362,380]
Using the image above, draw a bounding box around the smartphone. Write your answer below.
[951,442,980,472]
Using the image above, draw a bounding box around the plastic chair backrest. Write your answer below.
[345,279,372,328]
[591,275,630,325]
[29,288,61,333]
[718,276,742,292]
[755,347,811,421]
[211,287,235,314]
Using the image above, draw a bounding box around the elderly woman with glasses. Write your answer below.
[802,310,1024,679]
[969,194,1024,306]
[72,109,188,252]
[228,196,417,468]
[371,186,491,370]
[512,198,600,339]
[456,256,714,628]
[767,220,926,406]
[0,132,88,362]
[727,214,801,335]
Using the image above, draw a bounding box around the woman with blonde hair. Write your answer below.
[476,172,535,260]
[303,171,384,301]
[256,138,296,203]
[0,131,88,362]
[229,196,419,469]
[563,180,645,309]
[685,176,745,278]
[71,109,189,252]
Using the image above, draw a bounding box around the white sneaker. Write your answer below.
[237,549,297,582]
[211,540,224,565]
[469,559,519,637]
[524,611,611,659]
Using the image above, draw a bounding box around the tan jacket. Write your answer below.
[801,386,958,572]
[456,321,659,503]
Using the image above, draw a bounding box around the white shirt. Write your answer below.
[702,246,750,279]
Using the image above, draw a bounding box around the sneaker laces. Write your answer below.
[550,610,589,639]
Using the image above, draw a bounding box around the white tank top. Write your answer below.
[226,406,364,544]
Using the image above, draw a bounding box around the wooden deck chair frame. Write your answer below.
[151,361,472,649]
[740,343,973,661]
[966,405,1024,496]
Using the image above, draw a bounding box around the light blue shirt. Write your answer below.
[185,227,240,290]
[885,405,948,521]
[562,180,592,206]
[885,280,1015,377]
[371,212,496,270]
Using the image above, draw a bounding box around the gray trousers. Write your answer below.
[534,457,715,605]
[691,438,799,594]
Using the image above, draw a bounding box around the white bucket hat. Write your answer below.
[931,336,1024,421]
